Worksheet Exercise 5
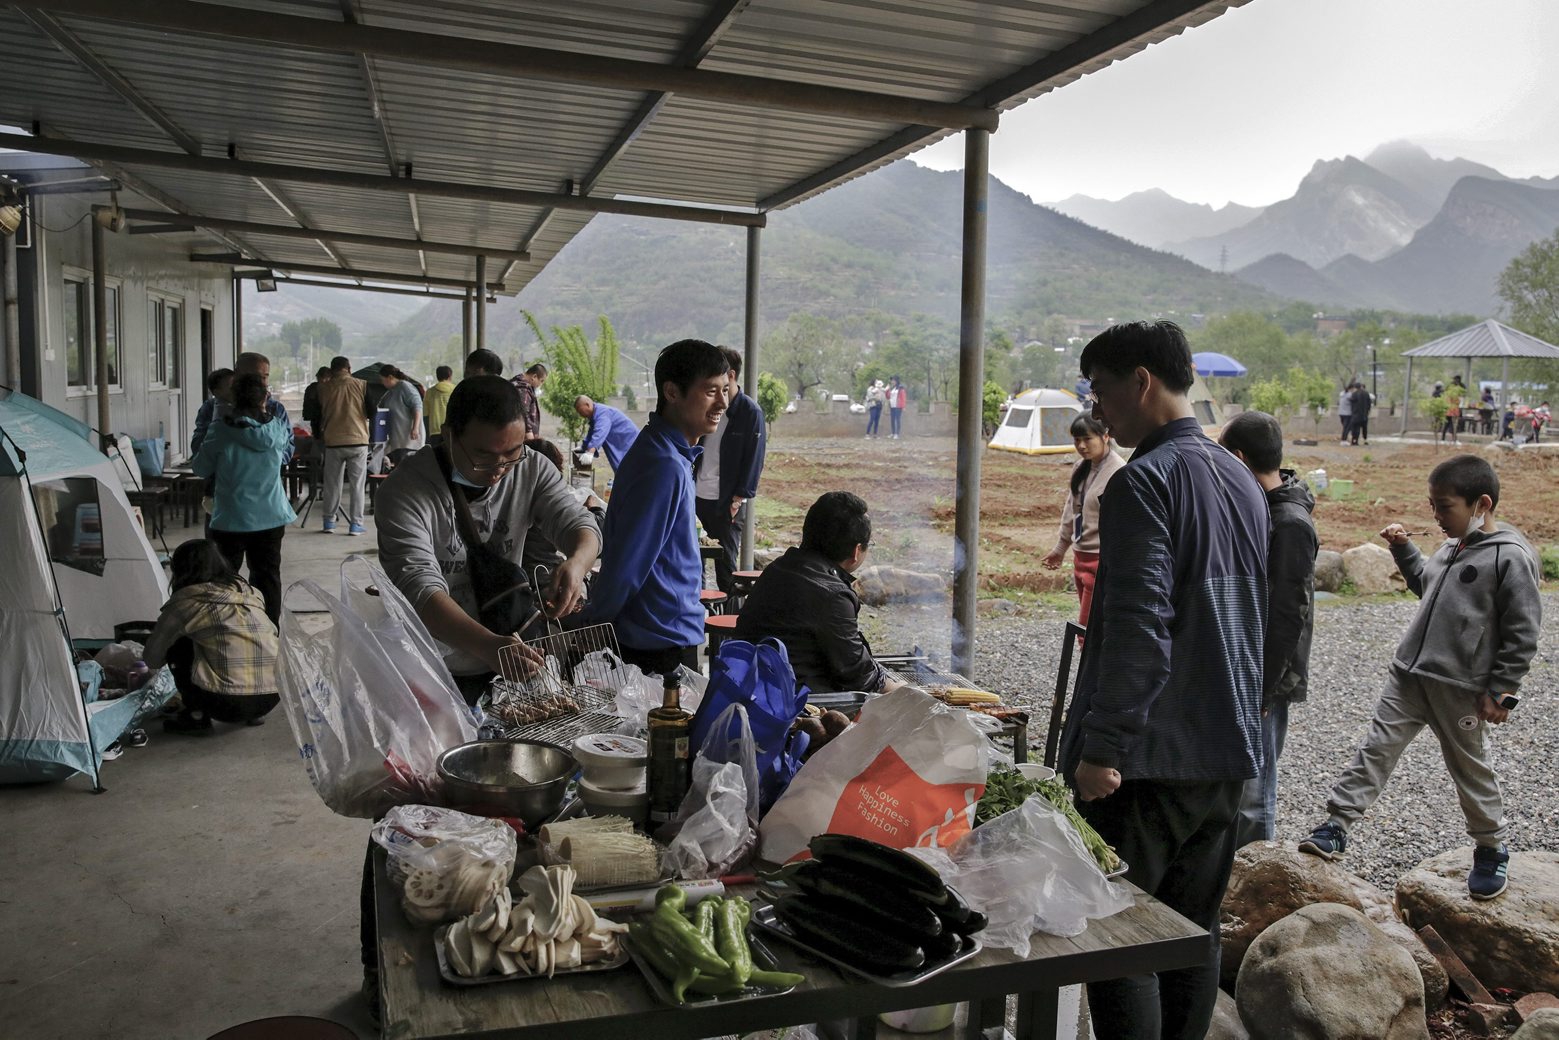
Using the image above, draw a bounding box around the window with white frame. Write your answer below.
[63,275,121,391]
[149,294,182,389]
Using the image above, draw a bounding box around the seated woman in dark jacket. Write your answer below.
[734,491,905,695]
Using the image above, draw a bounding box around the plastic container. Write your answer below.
[1327,478,1354,500]
[1305,468,1328,492]
[573,732,648,791]
[880,1005,957,1033]
[578,776,649,826]
[1015,763,1056,783]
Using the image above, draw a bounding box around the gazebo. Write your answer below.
[1398,319,1559,434]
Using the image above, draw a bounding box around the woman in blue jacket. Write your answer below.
[192,372,297,625]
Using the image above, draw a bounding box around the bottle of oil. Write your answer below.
[647,666,693,825]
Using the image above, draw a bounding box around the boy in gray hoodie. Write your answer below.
[1300,455,1541,899]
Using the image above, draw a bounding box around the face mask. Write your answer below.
[451,467,485,490]
[1462,511,1485,539]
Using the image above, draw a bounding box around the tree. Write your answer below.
[764,314,844,398]
[756,372,788,425]
[523,311,621,443]
[1499,230,1559,343]
[1245,378,1295,421]
[1284,366,1334,437]
[981,380,1006,436]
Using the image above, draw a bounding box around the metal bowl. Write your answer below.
[436,739,577,828]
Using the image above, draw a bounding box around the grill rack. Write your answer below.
[487,623,626,745]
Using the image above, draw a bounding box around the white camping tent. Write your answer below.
[0,389,172,784]
[989,388,1085,455]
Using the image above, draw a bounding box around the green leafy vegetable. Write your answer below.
[975,767,1123,873]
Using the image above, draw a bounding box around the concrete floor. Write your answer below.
[1,517,380,1040]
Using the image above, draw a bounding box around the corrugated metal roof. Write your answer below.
[0,0,1251,293]
[1402,319,1559,359]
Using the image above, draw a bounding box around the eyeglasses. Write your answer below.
[454,437,526,474]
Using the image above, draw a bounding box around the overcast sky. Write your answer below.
[913,0,1559,209]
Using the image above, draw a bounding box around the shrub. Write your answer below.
[756,372,788,425]
[1541,544,1559,582]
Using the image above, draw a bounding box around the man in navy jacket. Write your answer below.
[694,346,767,592]
[1059,320,1268,1040]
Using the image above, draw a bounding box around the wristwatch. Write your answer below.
[1494,693,1520,710]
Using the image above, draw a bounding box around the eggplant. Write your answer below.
[921,928,966,961]
[789,861,944,942]
[772,896,926,975]
[934,883,989,936]
[806,834,947,903]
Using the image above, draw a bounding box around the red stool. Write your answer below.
[700,588,729,615]
[705,613,740,661]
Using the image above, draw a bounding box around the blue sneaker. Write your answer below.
[1298,821,1347,860]
[1468,844,1509,901]
[348,523,367,536]
[322,519,336,533]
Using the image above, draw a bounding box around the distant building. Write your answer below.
[1,154,237,460]
[1314,315,1351,337]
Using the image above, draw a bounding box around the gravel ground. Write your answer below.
[862,590,1559,893]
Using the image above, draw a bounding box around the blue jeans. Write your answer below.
[866,404,881,435]
[1234,701,1289,848]
[889,407,903,436]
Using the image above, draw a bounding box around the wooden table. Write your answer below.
[126,484,170,539]
[374,849,1206,1040]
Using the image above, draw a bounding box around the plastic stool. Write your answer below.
[699,589,729,615]
[705,613,740,660]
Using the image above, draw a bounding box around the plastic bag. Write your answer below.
[908,796,1132,955]
[760,688,989,862]
[661,703,761,879]
[277,558,478,819]
[692,639,809,814]
[581,649,705,728]
[371,804,517,925]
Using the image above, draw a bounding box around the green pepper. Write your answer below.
[692,897,720,944]
[629,921,698,1003]
[686,970,746,996]
[650,904,730,976]
[747,968,806,989]
[655,884,688,913]
[714,898,753,986]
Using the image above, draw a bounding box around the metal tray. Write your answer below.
[434,925,630,986]
[626,928,798,1008]
[1105,858,1129,881]
[749,902,982,988]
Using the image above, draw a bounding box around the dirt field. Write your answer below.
[754,433,1559,597]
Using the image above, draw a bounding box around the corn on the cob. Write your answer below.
[941,687,1000,705]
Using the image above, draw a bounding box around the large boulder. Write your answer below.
[1341,542,1407,594]
[1220,842,1364,989]
[1344,874,1449,1010]
[1236,903,1428,1040]
[853,565,948,605]
[1395,848,1559,994]
[1313,549,1346,593]
[1514,1009,1559,1040]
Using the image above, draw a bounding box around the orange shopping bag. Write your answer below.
[759,688,990,862]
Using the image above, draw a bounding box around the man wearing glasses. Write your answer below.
[375,376,601,703]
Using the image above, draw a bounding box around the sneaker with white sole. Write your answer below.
[1468,844,1509,900]
[322,520,336,533]
[348,523,366,536]
[1298,821,1347,860]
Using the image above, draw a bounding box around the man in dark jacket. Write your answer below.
[1222,411,1318,848]
[694,346,767,591]
[1059,320,1267,1040]
[1349,382,1373,446]
[734,492,903,695]
[511,362,548,442]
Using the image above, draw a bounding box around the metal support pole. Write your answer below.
[474,255,487,352]
[951,129,989,677]
[233,272,243,360]
[1400,357,1412,436]
[1501,356,1510,432]
[3,231,20,391]
[91,213,110,448]
[462,289,473,358]
[741,224,760,571]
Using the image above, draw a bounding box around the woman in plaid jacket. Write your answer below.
[143,540,280,734]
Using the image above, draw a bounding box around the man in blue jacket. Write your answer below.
[578,340,729,676]
[574,395,640,473]
[1058,320,1268,1040]
[694,346,767,592]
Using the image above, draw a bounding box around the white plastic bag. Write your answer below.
[277,559,478,819]
[579,649,705,729]
[759,687,989,862]
[908,796,1133,956]
[661,703,761,879]
[371,804,517,924]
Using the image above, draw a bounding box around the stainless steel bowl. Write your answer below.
[436,739,576,827]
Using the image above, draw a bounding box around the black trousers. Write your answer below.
[1079,778,1244,1040]
[620,643,700,679]
[695,496,745,593]
[209,524,285,625]
[166,637,278,723]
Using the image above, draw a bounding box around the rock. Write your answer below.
[1395,849,1559,994]
[1208,988,1249,1040]
[1514,1009,1559,1040]
[1518,995,1559,1023]
[1344,874,1450,1010]
[853,565,948,606]
[978,597,1018,615]
[1341,542,1407,594]
[754,547,785,568]
[1236,903,1428,1040]
[1219,842,1365,989]
[1314,549,1346,593]
[1466,1002,1511,1035]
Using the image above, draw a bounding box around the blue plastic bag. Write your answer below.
[690,639,809,815]
[132,437,165,479]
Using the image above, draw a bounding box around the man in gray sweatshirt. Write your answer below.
[1301,454,1541,901]
[375,376,601,702]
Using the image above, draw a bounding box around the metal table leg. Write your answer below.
[1015,988,1060,1040]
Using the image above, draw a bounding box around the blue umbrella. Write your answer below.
[1192,351,1247,378]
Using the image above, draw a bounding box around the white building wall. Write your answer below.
[27,193,235,461]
